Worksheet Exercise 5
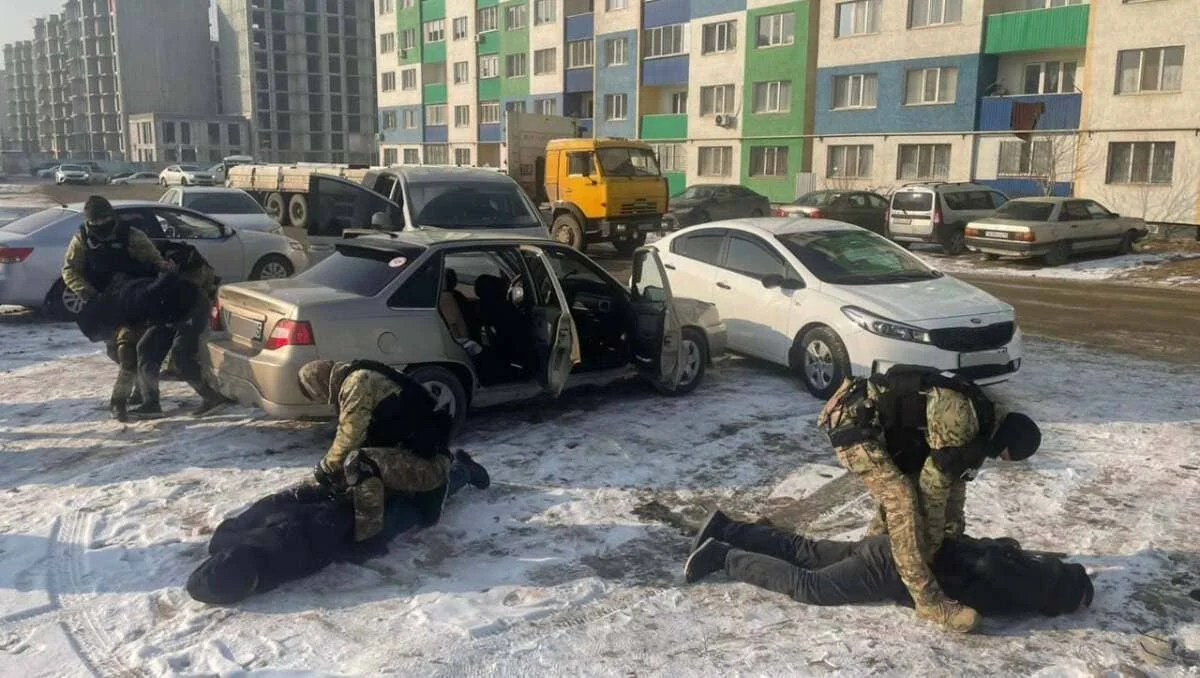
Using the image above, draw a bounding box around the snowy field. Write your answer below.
[1,312,1198,677]
[912,247,1200,287]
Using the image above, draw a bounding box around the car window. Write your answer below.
[387,253,441,308]
[632,249,668,303]
[1084,201,1113,218]
[776,230,939,285]
[310,176,402,237]
[442,248,525,302]
[847,194,869,208]
[0,208,73,235]
[542,246,612,288]
[300,243,423,296]
[989,191,1009,209]
[118,209,166,239]
[867,194,888,210]
[675,186,715,200]
[714,187,735,200]
[942,191,994,211]
[407,181,540,229]
[153,209,224,239]
[794,192,837,207]
[596,147,660,177]
[723,235,788,280]
[994,201,1055,222]
[1061,201,1092,221]
[670,231,724,265]
[184,192,265,215]
[891,191,933,212]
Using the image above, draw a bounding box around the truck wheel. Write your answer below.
[552,214,585,251]
[288,194,309,230]
[612,232,646,257]
[264,193,286,225]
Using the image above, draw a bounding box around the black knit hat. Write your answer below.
[994,412,1041,461]
[83,195,115,223]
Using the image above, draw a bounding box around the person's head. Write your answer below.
[83,195,116,235]
[297,360,339,404]
[991,412,1041,462]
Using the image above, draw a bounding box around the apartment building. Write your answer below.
[3,42,39,156]
[217,0,378,165]
[376,0,819,201]
[126,113,252,165]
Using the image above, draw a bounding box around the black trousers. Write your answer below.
[137,295,211,403]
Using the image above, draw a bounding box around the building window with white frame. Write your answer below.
[479,55,500,79]
[477,6,498,32]
[506,53,527,78]
[756,12,795,48]
[400,29,416,51]
[479,101,501,124]
[998,139,1053,176]
[604,93,628,121]
[425,104,446,126]
[453,61,469,84]
[381,111,398,129]
[379,0,394,14]
[1024,61,1077,94]
[1116,46,1184,94]
[424,144,448,165]
[454,148,471,166]
[506,101,527,114]
[379,32,395,53]
[750,147,789,177]
[1106,141,1175,184]
[534,0,556,24]
[381,72,396,92]
[402,109,417,129]
[897,144,951,180]
[643,24,687,58]
[836,0,880,37]
[403,148,419,164]
[752,80,791,114]
[605,37,628,66]
[567,40,594,68]
[827,144,874,178]
[698,146,733,177]
[383,148,398,165]
[832,73,877,109]
[670,91,687,114]
[454,105,470,127]
[505,3,527,29]
[702,20,737,55]
[401,68,417,90]
[699,84,736,115]
[534,48,557,75]
[536,98,557,115]
[654,143,686,172]
[451,16,468,40]
[424,19,444,43]
[904,67,957,104]
[909,0,962,28]
[606,0,627,10]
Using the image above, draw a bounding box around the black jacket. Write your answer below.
[75,272,199,341]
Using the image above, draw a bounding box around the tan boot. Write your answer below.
[915,599,981,633]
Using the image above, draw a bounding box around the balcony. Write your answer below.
[984,4,1089,55]
[565,12,593,42]
[423,83,447,104]
[978,93,1081,131]
[640,114,686,140]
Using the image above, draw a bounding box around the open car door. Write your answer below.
[519,245,579,398]
[629,247,684,391]
[306,175,405,262]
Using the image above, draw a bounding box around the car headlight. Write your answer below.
[842,306,932,344]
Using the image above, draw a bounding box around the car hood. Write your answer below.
[820,275,1011,324]
[218,214,277,230]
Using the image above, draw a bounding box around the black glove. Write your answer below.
[930,438,998,481]
[313,459,346,492]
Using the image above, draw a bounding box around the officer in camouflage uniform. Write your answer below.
[817,365,1041,633]
[297,359,454,542]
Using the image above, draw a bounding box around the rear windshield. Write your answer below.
[994,201,1055,222]
[794,192,840,207]
[407,182,541,229]
[296,243,425,296]
[776,230,941,285]
[183,192,264,215]
[1,208,73,235]
[891,191,933,212]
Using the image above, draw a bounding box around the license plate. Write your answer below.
[892,218,911,225]
[959,348,1008,368]
[228,313,264,341]
[985,231,1009,239]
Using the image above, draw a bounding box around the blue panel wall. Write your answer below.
[380,105,423,144]
[595,30,638,138]
[691,0,746,19]
[479,123,502,143]
[565,67,593,93]
[814,54,983,135]
[643,0,689,27]
[565,13,594,41]
[531,93,565,116]
[564,92,593,118]
[979,178,1072,198]
[978,94,1081,131]
[423,124,448,143]
[642,55,688,87]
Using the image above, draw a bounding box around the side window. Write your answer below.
[723,235,787,280]
[153,209,224,239]
[119,210,165,239]
[1061,201,1091,220]
[670,231,724,265]
[989,191,1008,209]
[714,187,734,200]
[387,254,441,308]
[632,249,668,303]
[567,152,594,176]
[543,246,610,287]
[309,176,401,237]
[941,192,967,211]
[443,248,525,303]
[847,194,869,208]
[1084,201,1111,219]
[867,194,889,210]
[965,191,994,210]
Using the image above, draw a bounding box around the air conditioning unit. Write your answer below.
[715,114,734,128]
[475,34,485,44]
[400,49,409,58]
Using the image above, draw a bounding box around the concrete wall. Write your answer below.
[114,0,217,116]
[818,0,986,68]
[811,134,976,193]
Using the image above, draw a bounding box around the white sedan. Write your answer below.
[159,164,217,187]
[111,171,163,185]
[0,200,308,319]
[159,187,280,233]
[652,218,1023,397]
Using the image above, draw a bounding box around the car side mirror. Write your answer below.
[781,277,805,290]
[217,224,228,238]
[761,273,783,289]
[370,211,389,228]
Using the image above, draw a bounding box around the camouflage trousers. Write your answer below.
[110,326,145,403]
[866,473,967,546]
[817,378,947,609]
[344,447,452,542]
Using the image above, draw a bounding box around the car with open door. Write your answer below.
[205,231,726,432]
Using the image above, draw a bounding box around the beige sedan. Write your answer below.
[965,197,1148,266]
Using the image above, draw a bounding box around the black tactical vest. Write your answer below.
[79,222,156,292]
[345,360,445,458]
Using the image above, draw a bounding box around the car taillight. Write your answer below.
[773,208,788,217]
[809,209,824,219]
[264,319,315,350]
[933,206,943,226]
[1016,231,1036,242]
[209,300,223,331]
[0,247,33,263]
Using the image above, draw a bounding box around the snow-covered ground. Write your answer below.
[1,313,1198,677]
[913,247,1200,287]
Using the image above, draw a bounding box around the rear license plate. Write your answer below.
[892,218,911,225]
[959,347,1009,368]
[985,231,1009,239]
[228,313,264,341]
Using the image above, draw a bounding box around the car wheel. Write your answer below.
[1119,231,1137,255]
[1044,241,1070,267]
[552,213,585,250]
[160,178,167,187]
[249,254,294,280]
[612,232,646,257]
[408,365,467,434]
[941,227,967,255]
[654,328,708,397]
[45,279,84,321]
[982,253,1000,261]
[181,177,189,187]
[750,209,764,217]
[794,326,850,399]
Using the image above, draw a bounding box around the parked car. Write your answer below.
[653,218,1022,398]
[159,164,217,187]
[32,163,60,178]
[206,233,726,430]
[54,164,92,185]
[886,182,1009,254]
[662,185,772,231]
[775,190,890,235]
[965,197,1148,266]
[159,187,280,233]
[0,201,308,319]
[110,171,162,185]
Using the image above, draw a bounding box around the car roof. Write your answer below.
[671,217,861,238]
[61,199,207,212]
[350,229,558,249]
[167,186,248,194]
[393,166,516,184]
[895,182,993,192]
[1008,196,1070,204]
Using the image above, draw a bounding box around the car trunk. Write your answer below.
[889,191,935,238]
[217,285,299,350]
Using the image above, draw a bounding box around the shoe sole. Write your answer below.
[683,537,718,584]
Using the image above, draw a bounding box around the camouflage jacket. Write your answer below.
[61,226,164,299]
[322,369,403,472]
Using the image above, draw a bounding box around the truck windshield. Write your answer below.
[408,182,542,229]
[596,148,661,177]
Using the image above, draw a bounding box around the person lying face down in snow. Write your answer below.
[683,510,1093,619]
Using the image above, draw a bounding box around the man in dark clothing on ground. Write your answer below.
[684,510,1093,618]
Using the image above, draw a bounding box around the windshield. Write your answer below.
[776,230,940,285]
[179,165,203,172]
[674,186,715,200]
[794,192,840,207]
[407,182,541,229]
[60,165,85,172]
[297,244,424,296]
[596,147,661,177]
[892,191,933,212]
[183,192,264,215]
[994,201,1055,222]
[1,208,73,235]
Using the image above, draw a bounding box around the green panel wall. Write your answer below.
[424,41,446,63]
[477,31,500,55]
[421,0,445,19]
[478,77,501,101]
[740,140,804,202]
[641,114,687,140]
[499,1,529,100]
[423,83,447,104]
[984,4,1089,54]
[664,171,686,196]
[397,4,422,65]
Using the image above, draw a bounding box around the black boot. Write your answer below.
[129,397,164,420]
[186,546,261,605]
[454,450,490,489]
[109,398,129,423]
[691,509,731,555]
[128,387,143,407]
[191,383,231,417]
[684,538,732,584]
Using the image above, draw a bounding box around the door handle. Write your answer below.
[664,263,676,270]
[716,282,731,290]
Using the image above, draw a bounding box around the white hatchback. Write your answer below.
[652,218,1023,397]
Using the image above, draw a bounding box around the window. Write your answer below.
[163,121,176,144]
[605,37,628,66]
[702,21,737,55]
[904,67,957,104]
[425,104,447,126]
[479,55,500,79]
[1116,47,1184,94]
[479,101,501,123]
[568,40,594,68]
[534,48,557,75]
[400,0,414,7]
[506,53,527,78]
[400,29,416,51]
[826,145,874,178]
[452,16,468,40]
[506,101,527,114]
[536,98,557,115]
[401,68,417,90]
[453,61,469,84]
[424,144,448,164]
[756,12,795,48]
[897,144,951,180]
[836,0,880,37]
[670,91,687,114]
[1024,61,1078,94]
[403,148,420,164]
[606,0,627,9]
[402,109,417,128]
[604,93,628,121]
[1106,141,1175,184]
[424,19,444,43]
[909,0,962,28]
[833,74,878,109]
[698,146,733,176]
[752,81,791,113]
[699,84,736,115]
[382,110,398,129]
[725,236,788,280]
[454,105,470,127]
[505,4,527,29]
[379,0,394,13]
[381,71,396,91]
[566,152,594,176]
[477,6,498,32]
[380,32,395,53]
[386,255,439,309]
[208,123,221,145]
[643,24,687,58]
[535,0,556,25]
[998,139,1053,176]
[670,230,724,265]
[750,146,789,177]
[455,148,471,166]
[228,125,241,146]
